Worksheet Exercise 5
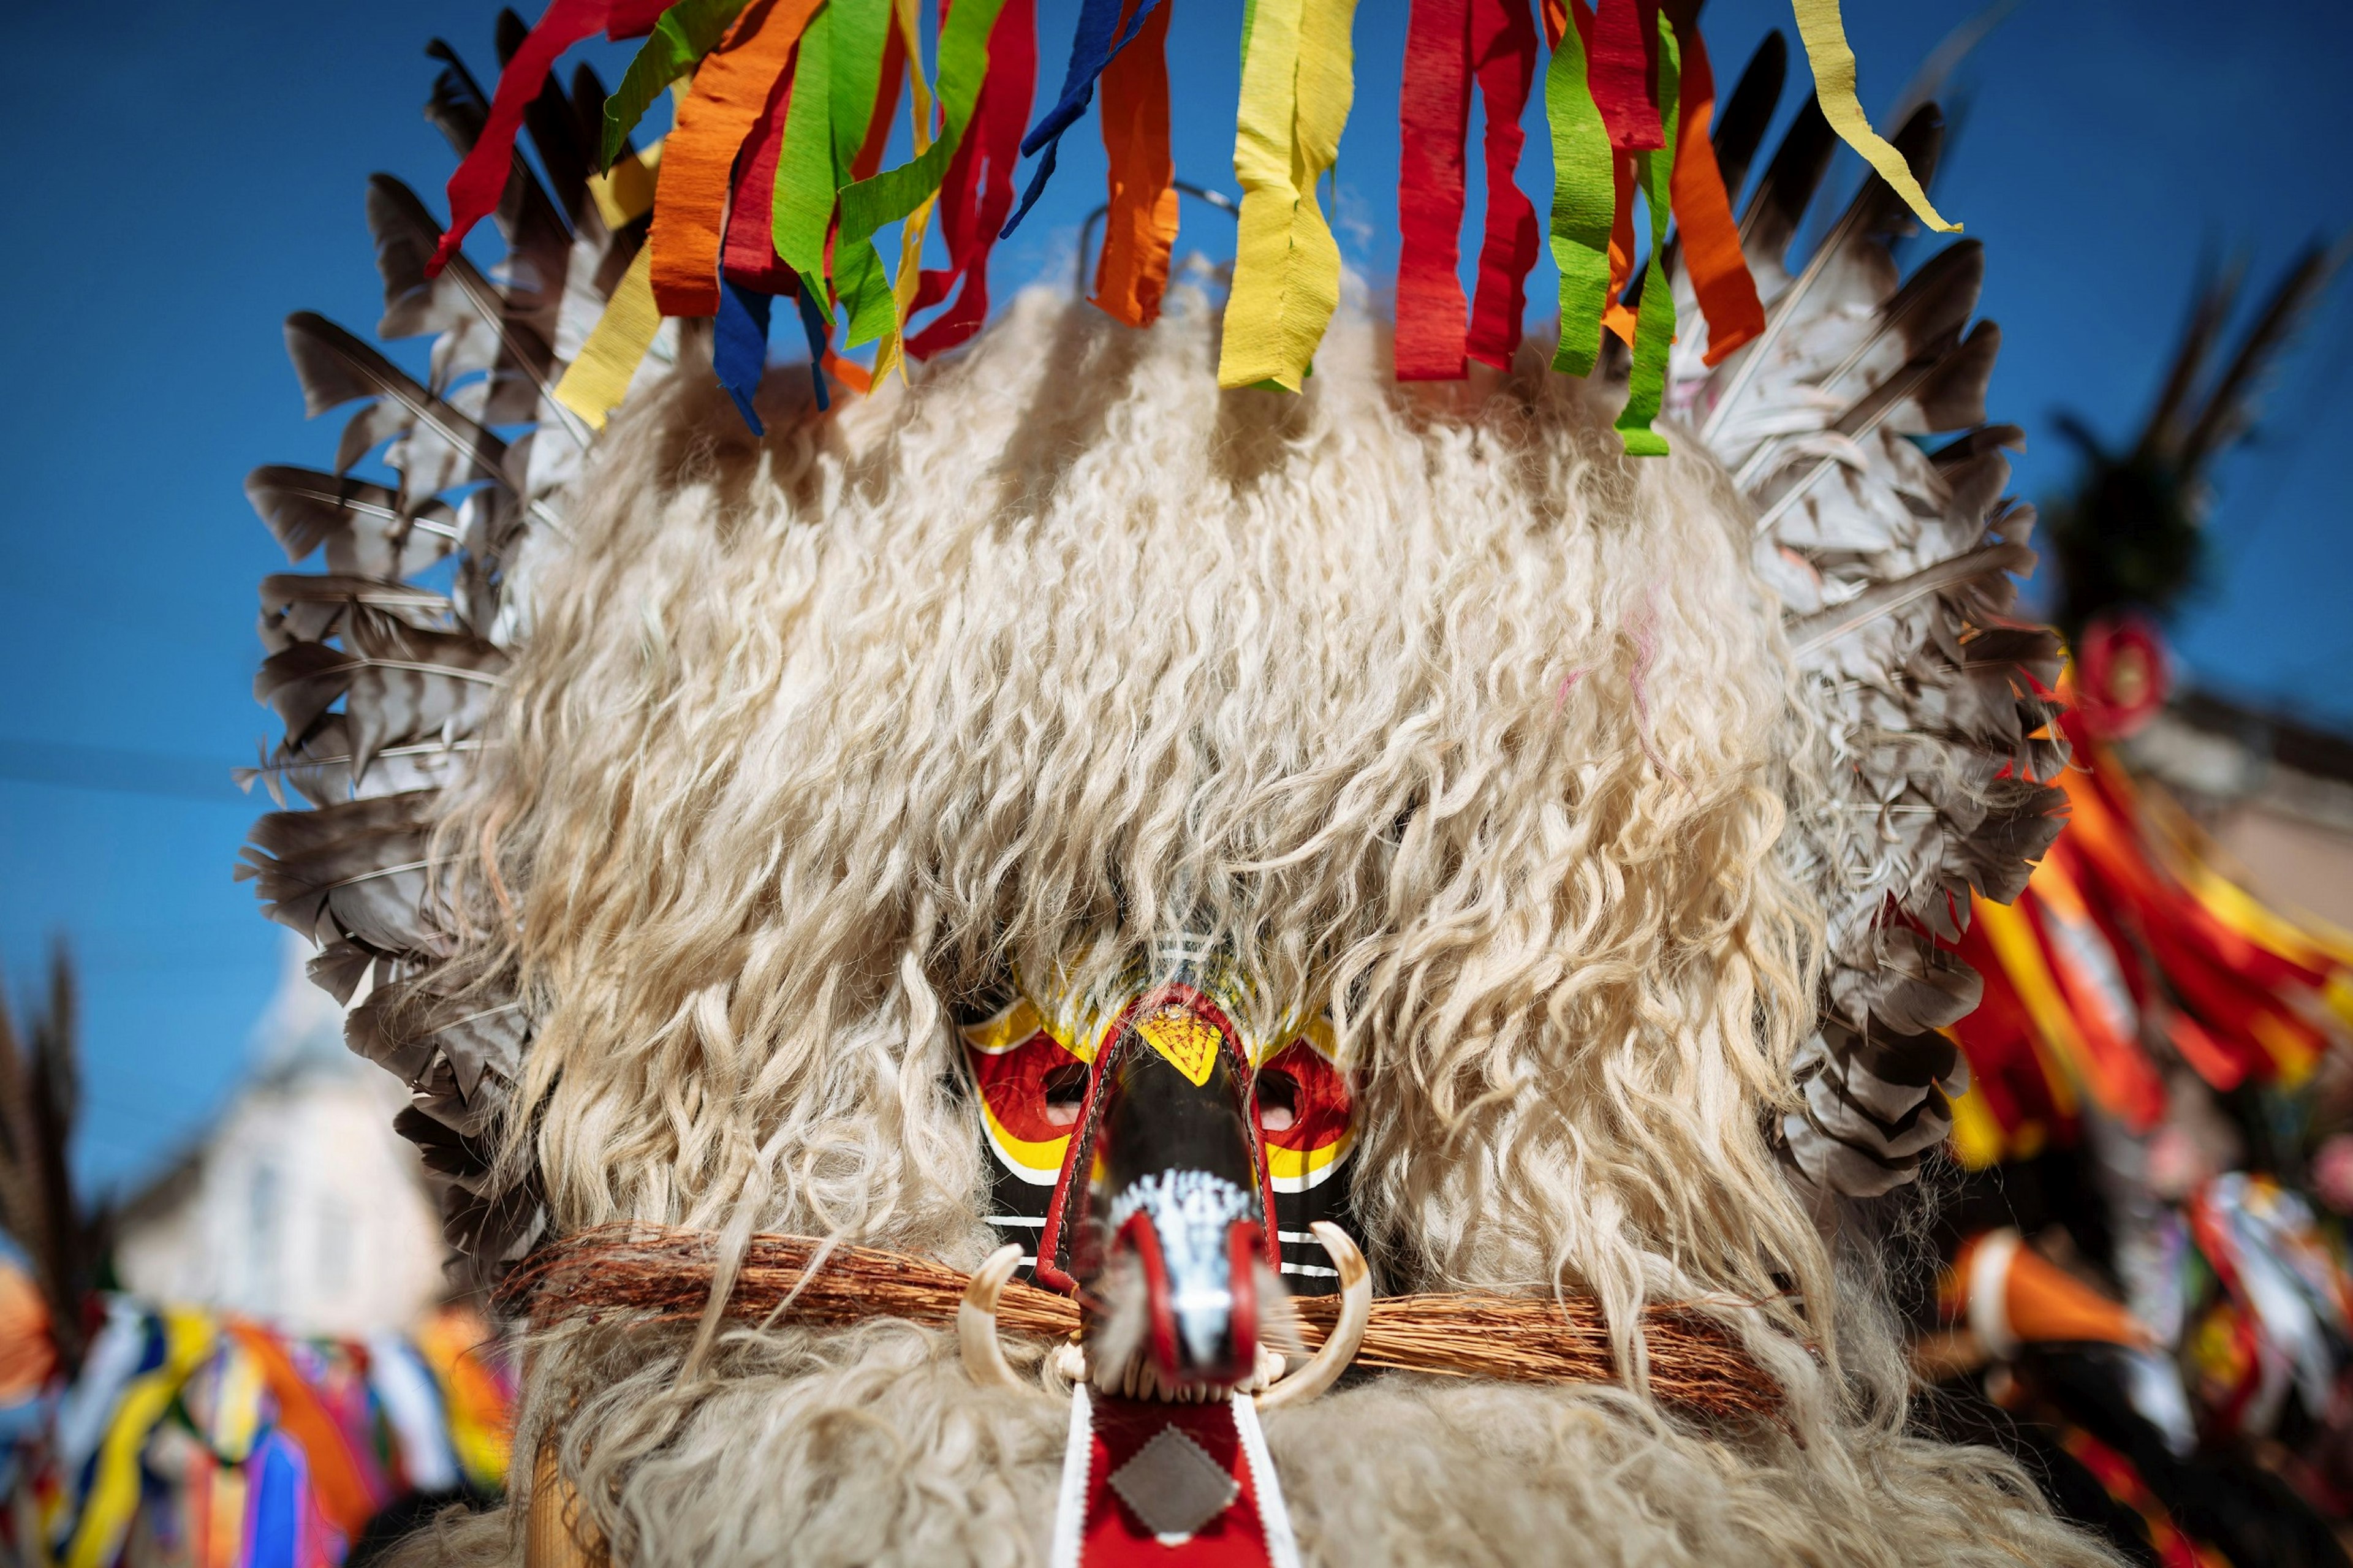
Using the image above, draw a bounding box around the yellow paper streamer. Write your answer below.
[65,1310,215,1568]
[554,244,662,430]
[1790,0,1959,234]
[1974,897,2085,1121]
[1217,0,1360,392]
[872,0,939,388]
[588,136,665,231]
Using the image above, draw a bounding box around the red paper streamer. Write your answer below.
[607,0,670,38]
[1394,0,1471,380]
[429,0,615,276]
[1587,0,1662,152]
[722,57,801,294]
[1092,0,1178,327]
[1395,0,1539,380]
[1661,1,1762,364]
[906,0,1039,359]
[854,21,908,183]
[1464,0,1539,369]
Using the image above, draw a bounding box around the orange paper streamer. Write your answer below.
[224,1323,376,1539]
[1661,1,1762,364]
[650,0,826,317]
[1092,0,1178,325]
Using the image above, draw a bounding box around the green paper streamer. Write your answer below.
[772,2,838,321]
[827,0,898,347]
[836,0,1009,249]
[1614,11,1678,456]
[601,0,757,170]
[1544,9,1612,378]
[829,0,893,172]
[828,0,1008,345]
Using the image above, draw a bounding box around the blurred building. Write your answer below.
[2126,689,2353,932]
[107,938,447,1338]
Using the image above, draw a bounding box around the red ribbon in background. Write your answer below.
[907,0,1040,358]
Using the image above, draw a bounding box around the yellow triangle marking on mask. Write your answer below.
[1137,1007,1221,1088]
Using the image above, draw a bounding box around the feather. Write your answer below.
[1709,31,1786,207]
[251,621,505,770]
[308,939,381,1007]
[1834,928,1984,1036]
[2177,238,2345,474]
[239,792,444,951]
[2136,249,2241,464]
[1707,105,1946,447]
[1802,1067,1951,1160]
[368,176,589,447]
[349,971,528,1094]
[1785,539,2034,659]
[254,575,449,657]
[244,466,461,579]
[1735,99,1833,276]
[283,312,511,493]
[235,714,474,808]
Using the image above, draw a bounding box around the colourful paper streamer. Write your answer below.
[722,75,797,292]
[1001,0,1165,238]
[770,0,839,306]
[601,0,757,169]
[1790,0,1959,233]
[1463,0,1539,370]
[715,279,776,431]
[1091,0,1180,327]
[432,0,618,274]
[554,244,664,427]
[816,0,1012,354]
[1661,1,1762,364]
[871,0,942,384]
[650,0,822,317]
[1217,0,1361,392]
[1612,7,1675,455]
[906,0,1039,358]
[1542,0,1611,377]
[1394,0,1474,381]
[1586,0,1661,151]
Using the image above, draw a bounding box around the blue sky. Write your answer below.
[2,0,2347,1195]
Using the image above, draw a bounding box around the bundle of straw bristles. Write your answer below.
[497,1224,1784,1422]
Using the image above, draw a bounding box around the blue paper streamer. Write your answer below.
[715,279,777,435]
[245,1433,303,1568]
[793,286,834,412]
[998,0,1165,238]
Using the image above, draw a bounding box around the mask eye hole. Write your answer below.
[1042,1061,1090,1127]
[1255,1069,1300,1133]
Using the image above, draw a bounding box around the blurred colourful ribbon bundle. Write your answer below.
[0,1251,513,1568]
[423,0,1949,449]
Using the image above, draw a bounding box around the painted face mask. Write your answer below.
[957,948,1360,1315]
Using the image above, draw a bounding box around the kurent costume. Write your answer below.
[235,1,2129,1562]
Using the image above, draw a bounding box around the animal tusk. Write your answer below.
[525,1439,607,1568]
[959,1243,1028,1390]
[1253,1222,1370,1412]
